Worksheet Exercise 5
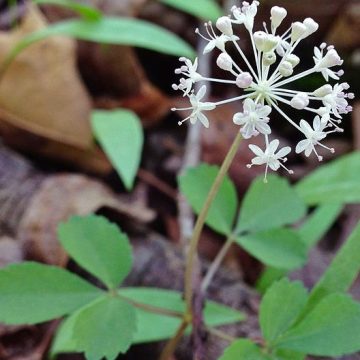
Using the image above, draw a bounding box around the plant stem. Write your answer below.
[159,319,190,360]
[205,325,236,343]
[159,132,242,360]
[119,294,183,318]
[184,132,242,311]
[201,235,234,294]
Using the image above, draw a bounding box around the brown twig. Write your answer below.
[138,168,178,200]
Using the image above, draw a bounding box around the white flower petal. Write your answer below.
[295,139,309,154]
[249,144,264,157]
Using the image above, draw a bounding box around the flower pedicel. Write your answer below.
[172,1,353,180]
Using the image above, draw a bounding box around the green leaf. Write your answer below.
[58,215,132,290]
[236,175,306,234]
[256,267,287,294]
[6,16,195,70]
[303,221,360,314]
[296,152,360,205]
[33,0,102,20]
[298,203,343,249]
[260,279,308,344]
[273,349,305,360]
[91,109,143,190]
[160,0,223,21]
[219,339,271,360]
[278,293,360,356]
[120,287,244,343]
[53,295,137,360]
[0,262,102,324]
[236,228,307,270]
[52,287,244,356]
[179,164,238,235]
[256,204,342,293]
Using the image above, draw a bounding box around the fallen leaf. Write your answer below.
[18,174,155,266]
[0,4,110,173]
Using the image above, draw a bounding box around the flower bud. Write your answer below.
[216,53,233,71]
[254,32,278,52]
[286,54,300,67]
[317,49,343,69]
[236,72,253,88]
[291,21,307,42]
[290,93,309,110]
[263,51,276,66]
[303,17,319,37]
[270,6,287,30]
[279,61,293,77]
[216,16,233,36]
[253,31,267,52]
[313,84,332,97]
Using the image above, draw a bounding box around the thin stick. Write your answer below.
[201,235,234,294]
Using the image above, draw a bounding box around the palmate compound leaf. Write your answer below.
[259,278,308,345]
[236,175,306,234]
[219,339,271,360]
[91,109,143,190]
[52,295,137,360]
[277,293,360,357]
[159,0,223,21]
[236,228,307,270]
[295,151,360,205]
[51,287,244,357]
[58,215,132,290]
[0,262,103,324]
[178,164,238,235]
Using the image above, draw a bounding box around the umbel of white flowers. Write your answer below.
[171,1,354,180]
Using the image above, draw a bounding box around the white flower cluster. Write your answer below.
[172,1,354,179]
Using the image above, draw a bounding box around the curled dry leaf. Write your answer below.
[0,4,110,173]
[18,174,155,266]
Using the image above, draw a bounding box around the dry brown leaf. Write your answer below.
[0,4,92,148]
[18,174,155,266]
[0,4,111,173]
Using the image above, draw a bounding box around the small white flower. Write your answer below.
[322,83,354,118]
[295,116,333,159]
[196,23,238,54]
[314,44,344,81]
[231,1,259,31]
[173,57,202,96]
[248,139,293,181]
[233,98,271,138]
[172,86,215,128]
